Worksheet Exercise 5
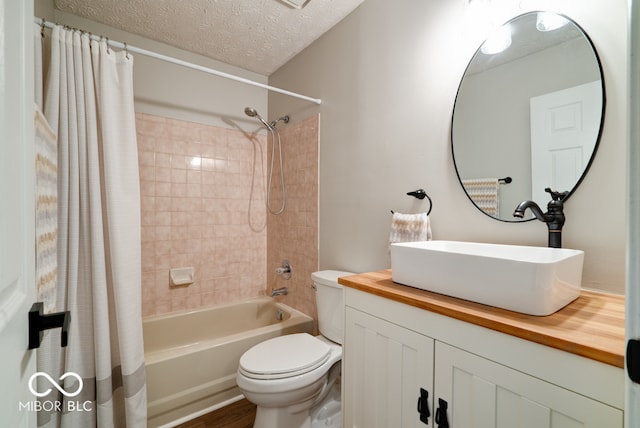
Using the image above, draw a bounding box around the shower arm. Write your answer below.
[245,107,289,131]
[269,116,290,129]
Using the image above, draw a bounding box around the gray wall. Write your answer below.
[269,0,628,294]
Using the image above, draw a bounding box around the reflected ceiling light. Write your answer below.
[536,12,569,31]
[278,0,311,8]
[481,23,512,55]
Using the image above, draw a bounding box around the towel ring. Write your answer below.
[391,189,432,215]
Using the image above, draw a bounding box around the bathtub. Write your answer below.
[144,297,314,428]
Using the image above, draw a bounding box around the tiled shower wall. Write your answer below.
[137,113,268,317]
[137,112,319,319]
[267,115,319,321]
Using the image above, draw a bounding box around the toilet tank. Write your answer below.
[312,270,355,345]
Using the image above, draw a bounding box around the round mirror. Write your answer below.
[451,12,605,221]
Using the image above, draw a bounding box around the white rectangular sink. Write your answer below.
[390,241,584,316]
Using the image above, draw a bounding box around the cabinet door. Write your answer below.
[344,308,435,428]
[434,342,623,428]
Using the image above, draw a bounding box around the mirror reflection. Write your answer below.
[451,12,605,221]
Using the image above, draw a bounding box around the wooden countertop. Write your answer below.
[339,270,626,368]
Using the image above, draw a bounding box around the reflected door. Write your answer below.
[530,81,602,204]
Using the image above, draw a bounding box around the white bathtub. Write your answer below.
[144,297,314,427]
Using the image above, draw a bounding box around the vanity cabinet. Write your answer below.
[344,308,434,427]
[343,286,624,428]
[435,341,621,428]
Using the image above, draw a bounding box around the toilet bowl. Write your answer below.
[236,270,354,428]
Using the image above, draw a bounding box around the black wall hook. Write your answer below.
[28,302,70,349]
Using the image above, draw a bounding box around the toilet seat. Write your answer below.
[239,333,331,380]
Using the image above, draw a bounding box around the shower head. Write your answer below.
[269,115,290,128]
[244,107,272,129]
[244,107,259,117]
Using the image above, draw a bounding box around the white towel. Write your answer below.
[389,212,432,246]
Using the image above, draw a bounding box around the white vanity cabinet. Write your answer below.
[343,286,624,428]
[435,341,621,428]
[344,308,435,427]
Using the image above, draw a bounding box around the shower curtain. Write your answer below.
[35,25,147,427]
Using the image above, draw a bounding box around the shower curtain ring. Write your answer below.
[124,42,130,59]
[105,37,111,53]
[40,19,46,38]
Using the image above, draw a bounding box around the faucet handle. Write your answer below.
[544,188,569,201]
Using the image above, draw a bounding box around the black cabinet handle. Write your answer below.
[435,398,449,428]
[28,302,70,349]
[417,388,430,424]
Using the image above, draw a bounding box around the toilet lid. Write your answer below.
[239,333,331,380]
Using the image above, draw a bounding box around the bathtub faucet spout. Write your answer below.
[271,287,288,297]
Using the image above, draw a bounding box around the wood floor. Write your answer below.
[175,399,257,428]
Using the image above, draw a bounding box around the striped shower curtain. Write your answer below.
[35,24,147,427]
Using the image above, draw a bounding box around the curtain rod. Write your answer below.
[34,17,322,105]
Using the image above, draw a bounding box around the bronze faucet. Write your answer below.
[513,188,568,248]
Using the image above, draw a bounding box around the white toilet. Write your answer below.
[236,270,354,428]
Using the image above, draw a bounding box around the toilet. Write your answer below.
[236,270,354,428]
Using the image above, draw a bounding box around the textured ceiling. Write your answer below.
[54,0,366,75]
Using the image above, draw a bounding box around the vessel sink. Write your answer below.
[390,240,584,316]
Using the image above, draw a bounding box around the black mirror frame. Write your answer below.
[450,11,607,222]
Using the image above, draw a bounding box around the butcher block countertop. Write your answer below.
[338,269,626,368]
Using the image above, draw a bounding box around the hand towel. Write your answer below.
[389,212,432,246]
[461,178,499,217]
